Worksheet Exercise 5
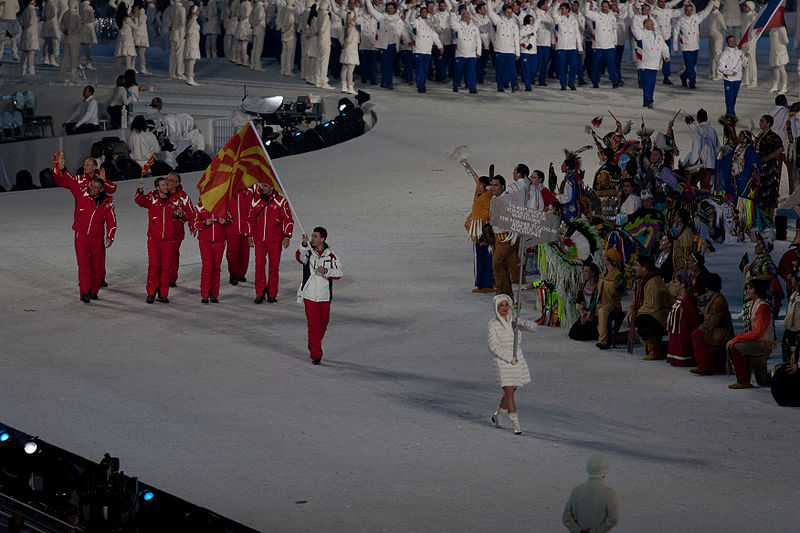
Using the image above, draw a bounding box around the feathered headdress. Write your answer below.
[636,126,654,140]
[718,114,739,144]
[564,146,593,172]
[684,113,696,125]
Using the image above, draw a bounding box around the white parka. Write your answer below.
[672,1,717,53]
[632,24,670,70]
[406,11,443,54]
[487,294,533,387]
[450,12,482,58]
[550,5,582,52]
[535,7,553,47]
[296,243,342,302]
[583,3,617,50]
[651,1,681,41]
[717,44,747,81]
[487,1,520,55]
[365,0,403,49]
[519,19,539,55]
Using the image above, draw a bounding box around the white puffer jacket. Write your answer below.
[487,294,533,387]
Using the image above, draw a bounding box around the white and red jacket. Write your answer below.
[227,184,258,236]
[296,243,342,302]
[135,190,182,241]
[193,203,230,242]
[248,190,294,243]
[55,171,117,241]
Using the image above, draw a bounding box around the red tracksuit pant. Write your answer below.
[75,234,104,295]
[147,237,178,297]
[168,235,184,284]
[254,240,282,298]
[199,240,226,298]
[225,226,250,279]
[304,299,331,360]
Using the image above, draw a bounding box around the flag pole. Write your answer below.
[249,120,306,238]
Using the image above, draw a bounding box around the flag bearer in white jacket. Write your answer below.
[450,5,481,93]
[550,1,583,91]
[488,294,534,435]
[717,35,746,116]
[519,13,538,91]
[486,0,521,92]
[651,0,681,84]
[672,0,718,89]
[406,4,443,93]
[297,227,342,365]
[583,0,619,88]
[632,17,669,109]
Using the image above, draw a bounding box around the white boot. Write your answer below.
[492,407,508,428]
[29,66,35,76]
[186,77,198,86]
[509,412,522,435]
[86,62,96,71]
[349,83,357,95]
[341,83,348,93]
[770,70,780,92]
[779,83,788,95]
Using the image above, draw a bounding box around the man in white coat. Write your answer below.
[534,0,554,86]
[296,226,342,365]
[632,17,670,108]
[167,0,187,79]
[449,5,481,93]
[672,0,718,89]
[651,0,681,84]
[683,108,720,190]
[550,1,583,91]
[406,4,443,93]
[487,0,521,92]
[562,455,619,533]
[365,0,403,90]
[717,35,746,116]
[583,0,619,88]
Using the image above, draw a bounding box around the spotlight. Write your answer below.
[338,98,355,113]
[0,431,9,442]
[355,90,371,107]
[24,440,38,454]
[143,490,155,501]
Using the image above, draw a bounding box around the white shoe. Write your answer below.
[186,77,198,86]
[319,83,334,90]
[86,63,96,71]
[51,59,59,67]
[769,84,779,93]
[779,84,788,95]
[492,408,507,428]
[177,74,187,80]
[509,412,522,435]
[79,64,85,69]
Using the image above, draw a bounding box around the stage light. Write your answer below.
[143,491,155,501]
[338,98,355,113]
[0,431,9,442]
[24,440,38,454]
[355,90,371,107]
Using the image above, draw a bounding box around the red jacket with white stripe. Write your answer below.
[171,185,196,239]
[135,190,182,241]
[248,190,294,243]
[55,170,117,240]
[227,185,258,236]
[193,203,230,242]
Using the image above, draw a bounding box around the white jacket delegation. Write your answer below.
[488,314,533,387]
[486,7,520,55]
[296,244,342,303]
[717,45,746,81]
[672,2,716,53]
[550,11,582,52]
[366,1,402,49]
[358,9,379,51]
[583,5,617,50]
[651,2,681,41]
[519,22,538,55]
[535,8,553,47]
[450,14,482,58]
[469,10,493,50]
[632,26,670,70]
[407,13,442,54]
[431,9,453,46]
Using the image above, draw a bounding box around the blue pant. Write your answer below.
[591,47,618,85]
[454,56,477,91]
[537,45,551,85]
[680,49,698,86]
[495,52,517,89]
[415,53,431,90]
[399,50,414,83]
[360,49,378,83]
[520,54,538,90]
[474,242,494,289]
[557,49,579,88]
[662,38,672,78]
[380,44,396,85]
[615,45,624,79]
[329,38,342,79]
[477,50,489,82]
[724,79,741,116]
[641,68,657,104]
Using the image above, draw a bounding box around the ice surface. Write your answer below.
[0,39,799,532]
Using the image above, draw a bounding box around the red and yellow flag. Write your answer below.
[140,153,155,178]
[197,123,282,216]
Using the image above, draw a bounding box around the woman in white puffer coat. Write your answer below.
[19,0,39,76]
[115,2,137,71]
[488,294,534,435]
[769,24,789,94]
[133,0,151,74]
[185,4,202,85]
[42,0,61,66]
[79,0,98,69]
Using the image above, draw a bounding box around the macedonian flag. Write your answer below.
[197,122,283,217]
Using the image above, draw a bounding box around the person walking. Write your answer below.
[672,1,717,89]
[296,227,342,365]
[193,201,229,303]
[488,294,534,435]
[248,182,294,303]
[717,35,746,116]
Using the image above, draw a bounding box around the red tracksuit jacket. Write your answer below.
[227,185,258,236]
[135,191,182,241]
[55,170,117,240]
[248,191,294,242]
[193,204,229,242]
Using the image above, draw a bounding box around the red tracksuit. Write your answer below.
[169,186,196,284]
[225,185,257,280]
[135,190,181,298]
[193,203,229,298]
[55,170,117,296]
[248,191,294,298]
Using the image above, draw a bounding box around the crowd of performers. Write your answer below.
[470,103,800,424]
[51,150,341,364]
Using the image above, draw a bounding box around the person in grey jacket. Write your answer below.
[562,455,619,533]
